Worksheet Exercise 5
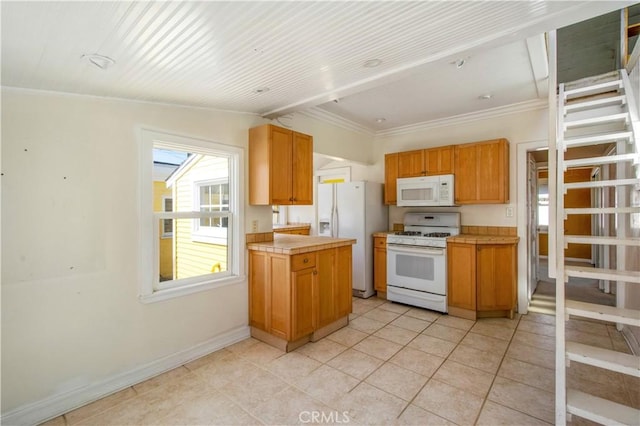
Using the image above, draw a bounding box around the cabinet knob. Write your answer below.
[303,258,309,263]
[313,270,318,275]
[289,197,293,201]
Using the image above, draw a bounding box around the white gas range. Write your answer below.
[386,212,460,312]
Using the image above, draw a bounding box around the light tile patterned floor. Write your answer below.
[41,297,638,426]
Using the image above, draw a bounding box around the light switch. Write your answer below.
[506,207,514,217]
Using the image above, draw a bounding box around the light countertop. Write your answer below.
[372,231,394,237]
[272,223,311,231]
[447,234,520,244]
[247,234,356,254]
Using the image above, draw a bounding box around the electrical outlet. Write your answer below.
[251,219,258,232]
[506,207,514,217]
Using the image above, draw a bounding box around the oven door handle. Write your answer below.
[387,244,445,256]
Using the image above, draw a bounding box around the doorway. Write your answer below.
[525,148,616,314]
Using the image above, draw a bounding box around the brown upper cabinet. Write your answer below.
[397,146,454,178]
[384,153,399,205]
[249,124,313,205]
[454,138,509,204]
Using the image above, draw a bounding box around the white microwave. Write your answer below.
[396,174,455,206]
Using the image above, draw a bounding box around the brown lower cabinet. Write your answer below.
[447,240,518,320]
[373,236,387,297]
[249,245,352,351]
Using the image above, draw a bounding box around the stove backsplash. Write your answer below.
[388,204,517,231]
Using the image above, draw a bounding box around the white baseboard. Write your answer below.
[621,325,640,356]
[2,325,250,426]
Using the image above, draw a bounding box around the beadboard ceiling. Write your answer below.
[1,1,633,132]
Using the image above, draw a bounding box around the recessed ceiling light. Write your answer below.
[450,57,470,69]
[375,118,386,123]
[253,87,270,94]
[81,53,115,70]
[478,94,493,100]
[363,59,382,68]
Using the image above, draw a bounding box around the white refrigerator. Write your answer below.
[317,181,388,298]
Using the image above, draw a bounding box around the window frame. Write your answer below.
[192,178,230,245]
[139,128,245,303]
[161,195,174,238]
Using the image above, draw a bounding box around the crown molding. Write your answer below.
[375,98,549,138]
[299,99,549,140]
[297,107,376,136]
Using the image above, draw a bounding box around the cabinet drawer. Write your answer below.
[375,236,387,248]
[291,253,316,271]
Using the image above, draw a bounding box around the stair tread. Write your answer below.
[566,341,640,377]
[565,113,628,128]
[564,131,633,147]
[564,178,640,190]
[565,265,640,283]
[564,79,623,98]
[564,207,640,214]
[567,389,640,425]
[564,95,627,113]
[564,153,639,168]
[564,235,640,246]
[566,300,640,327]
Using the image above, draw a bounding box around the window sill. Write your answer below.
[139,275,245,304]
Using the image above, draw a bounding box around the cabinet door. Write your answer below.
[269,254,291,340]
[477,245,515,311]
[249,251,268,330]
[270,127,294,205]
[374,247,387,293]
[292,267,315,340]
[398,150,425,177]
[453,144,478,204]
[454,139,508,204]
[335,245,352,319]
[447,243,476,310]
[384,153,399,205]
[316,249,336,328]
[292,132,313,205]
[477,140,508,203]
[426,146,453,175]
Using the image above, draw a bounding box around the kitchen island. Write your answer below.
[247,234,356,351]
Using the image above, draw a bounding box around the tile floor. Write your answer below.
[41,297,638,425]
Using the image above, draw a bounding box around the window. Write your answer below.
[192,180,229,244]
[538,179,549,227]
[140,129,244,303]
[162,196,173,238]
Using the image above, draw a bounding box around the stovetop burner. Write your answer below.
[394,231,423,236]
[423,232,451,238]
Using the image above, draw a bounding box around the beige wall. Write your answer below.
[0,88,374,415]
[373,105,548,228]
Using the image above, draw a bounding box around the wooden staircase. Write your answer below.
[556,69,640,425]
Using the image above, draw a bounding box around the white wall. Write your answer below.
[0,88,374,417]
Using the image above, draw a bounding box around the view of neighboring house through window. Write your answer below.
[162,196,173,237]
[142,129,243,302]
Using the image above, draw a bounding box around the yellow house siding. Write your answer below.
[174,155,229,279]
[153,180,173,280]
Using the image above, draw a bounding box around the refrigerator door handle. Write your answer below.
[330,207,335,237]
